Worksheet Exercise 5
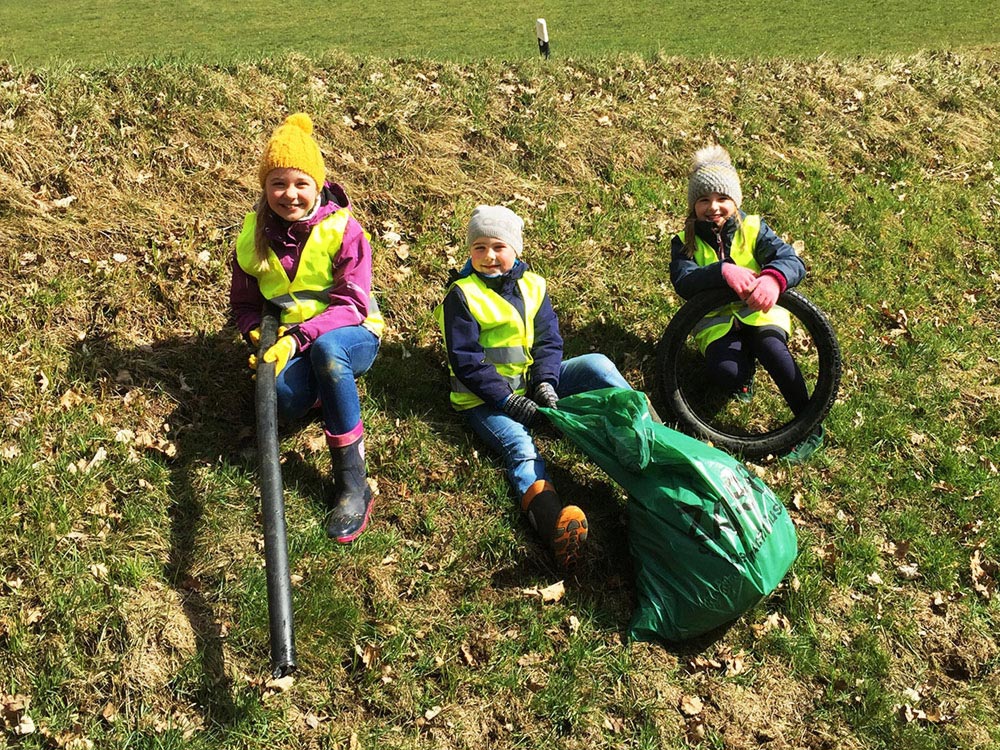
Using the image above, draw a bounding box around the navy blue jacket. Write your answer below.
[440,259,563,409]
[669,213,805,300]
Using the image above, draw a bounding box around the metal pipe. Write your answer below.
[255,311,297,677]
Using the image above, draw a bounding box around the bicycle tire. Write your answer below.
[655,288,841,459]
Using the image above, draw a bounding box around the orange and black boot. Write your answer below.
[521,480,588,570]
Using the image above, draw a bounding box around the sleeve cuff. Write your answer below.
[760,268,788,293]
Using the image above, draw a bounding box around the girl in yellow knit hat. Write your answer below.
[230,113,384,542]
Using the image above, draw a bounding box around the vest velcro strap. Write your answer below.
[483,345,529,365]
[450,373,526,395]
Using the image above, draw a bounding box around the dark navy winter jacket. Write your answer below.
[439,259,563,409]
[669,212,806,300]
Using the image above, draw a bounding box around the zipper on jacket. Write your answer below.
[713,226,729,262]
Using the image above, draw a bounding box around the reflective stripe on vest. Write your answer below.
[434,271,547,411]
[235,210,385,336]
[680,215,791,353]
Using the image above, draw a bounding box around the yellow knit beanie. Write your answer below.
[258,113,326,189]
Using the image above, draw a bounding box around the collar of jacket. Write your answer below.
[449,258,528,290]
[693,210,747,249]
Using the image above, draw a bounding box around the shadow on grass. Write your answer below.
[70,330,257,728]
[365,335,643,633]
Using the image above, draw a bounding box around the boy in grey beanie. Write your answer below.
[434,204,632,569]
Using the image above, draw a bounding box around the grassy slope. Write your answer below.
[1,51,1000,749]
[1,0,1000,65]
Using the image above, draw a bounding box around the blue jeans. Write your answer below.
[275,325,380,437]
[464,353,630,498]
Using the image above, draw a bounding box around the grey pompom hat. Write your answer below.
[687,145,743,209]
[466,205,524,256]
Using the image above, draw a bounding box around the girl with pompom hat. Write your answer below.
[230,113,385,541]
[668,145,823,463]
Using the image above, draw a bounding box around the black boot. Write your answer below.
[326,437,374,543]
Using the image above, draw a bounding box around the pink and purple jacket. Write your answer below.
[229,182,376,351]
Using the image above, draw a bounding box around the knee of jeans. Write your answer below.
[507,442,541,467]
[587,353,626,385]
[317,358,354,387]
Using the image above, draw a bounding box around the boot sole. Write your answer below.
[552,506,588,570]
[328,493,375,544]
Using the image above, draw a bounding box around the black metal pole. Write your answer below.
[255,310,296,677]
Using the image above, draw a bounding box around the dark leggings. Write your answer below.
[704,324,810,415]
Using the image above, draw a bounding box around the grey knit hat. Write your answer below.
[466,205,524,256]
[687,145,743,209]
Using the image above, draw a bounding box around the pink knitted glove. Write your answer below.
[720,263,758,298]
[745,274,781,313]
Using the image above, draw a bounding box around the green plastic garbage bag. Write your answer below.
[540,387,797,642]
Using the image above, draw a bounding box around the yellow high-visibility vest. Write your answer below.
[680,215,791,352]
[434,271,547,410]
[235,209,384,336]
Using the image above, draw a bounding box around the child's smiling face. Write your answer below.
[264,167,319,222]
[470,236,517,276]
[694,192,738,227]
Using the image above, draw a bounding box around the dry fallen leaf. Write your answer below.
[603,715,624,733]
[59,389,85,410]
[751,612,791,637]
[685,716,707,744]
[970,547,997,599]
[679,694,703,716]
[264,675,294,692]
[355,643,380,670]
[15,714,36,735]
[521,580,566,603]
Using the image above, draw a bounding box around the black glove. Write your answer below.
[532,382,559,409]
[503,393,538,425]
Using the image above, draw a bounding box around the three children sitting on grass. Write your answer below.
[232,113,821,566]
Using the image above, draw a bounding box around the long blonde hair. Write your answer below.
[253,192,271,268]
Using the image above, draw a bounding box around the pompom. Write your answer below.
[691,144,732,172]
[284,112,314,135]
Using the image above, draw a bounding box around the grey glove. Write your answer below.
[503,393,538,425]
[532,382,559,409]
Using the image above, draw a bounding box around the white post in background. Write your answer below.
[536,18,550,58]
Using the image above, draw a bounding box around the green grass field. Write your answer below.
[1,0,999,65]
[2,6,1000,750]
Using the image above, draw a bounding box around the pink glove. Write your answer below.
[720,263,758,298]
[745,274,781,313]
